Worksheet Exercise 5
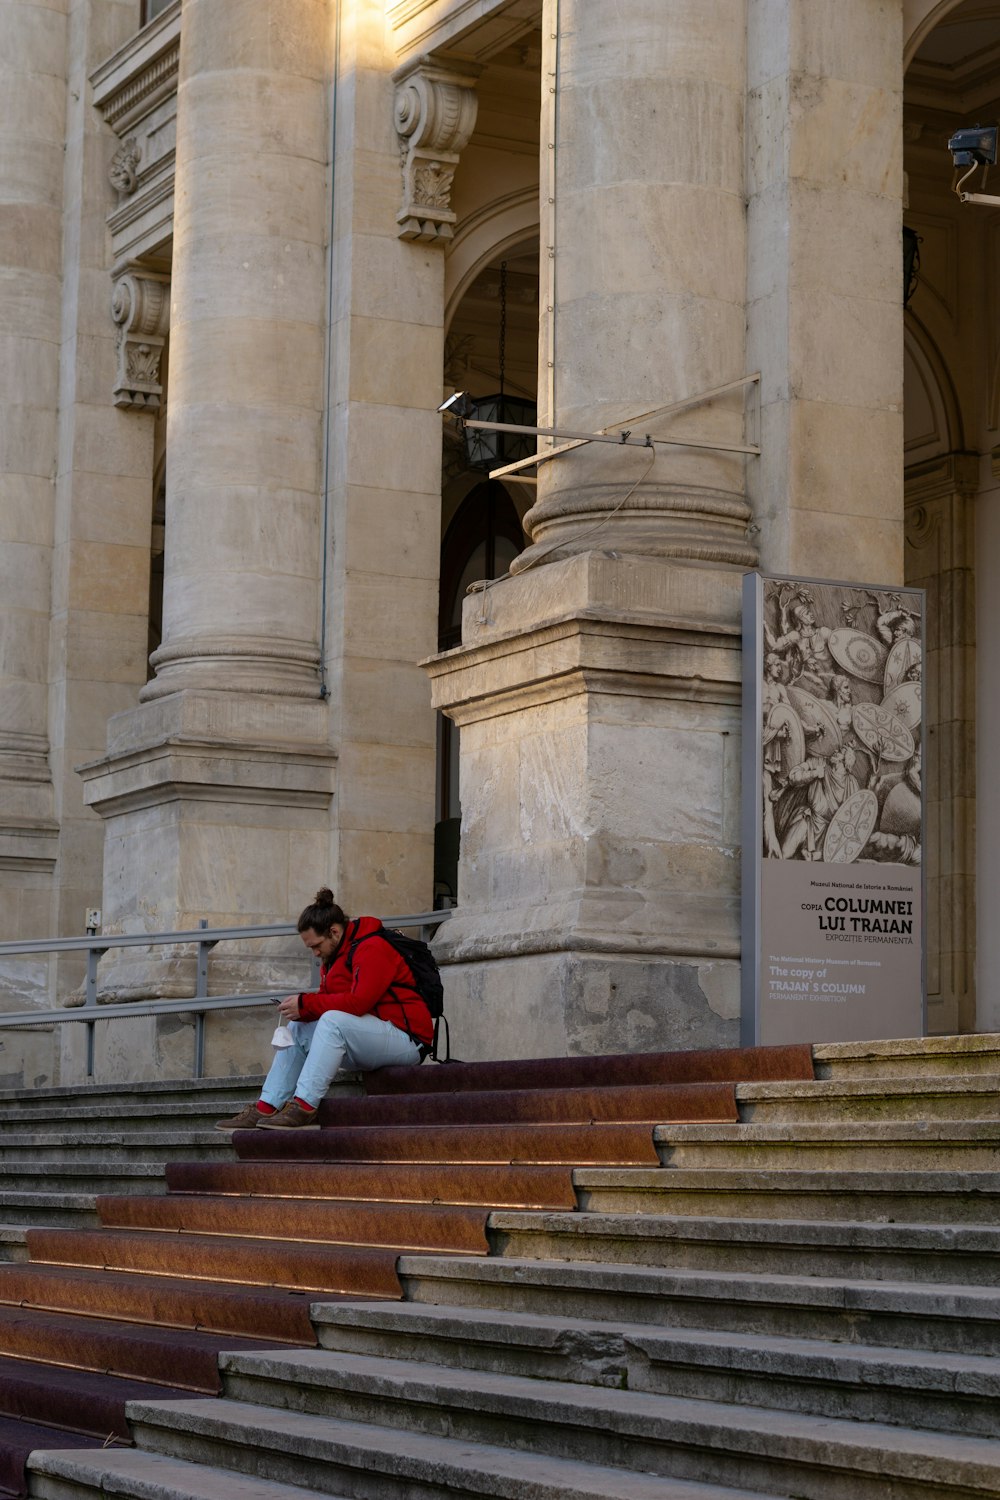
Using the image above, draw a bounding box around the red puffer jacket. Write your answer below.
[297,915,433,1047]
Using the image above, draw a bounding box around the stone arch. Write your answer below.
[904,0,977,63]
[444,188,539,334]
[903,317,964,464]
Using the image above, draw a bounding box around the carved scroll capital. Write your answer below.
[393,58,479,244]
[111,267,170,412]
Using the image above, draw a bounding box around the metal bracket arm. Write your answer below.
[447,372,762,481]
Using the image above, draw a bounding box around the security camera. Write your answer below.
[947,125,997,167]
[949,124,1000,206]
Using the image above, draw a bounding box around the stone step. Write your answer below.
[0,1163,167,1195]
[0,1194,99,1229]
[0,1132,235,1165]
[394,1254,1000,1353]
[0,1101,258,1133]
[651,1120,1000,1171]
[813,1034,1000,1080]
[22,1224,408,1298]
[735,1075,1000,1123]
[28,1447,336,1500]
[572,1167,1000,1222]
[199,1348,1000,1498]
[0,1229,29,1264]
[122,1397,783,1500]
[0,1261,322,1344]
[398,1254,1000,1362]
[0,1076,265,1114]
[484,1210,1000,1284]
[310,1299,1000,1436]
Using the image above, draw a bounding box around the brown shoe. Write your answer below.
[215,1102,266,1132]
[257,1100,321,1130]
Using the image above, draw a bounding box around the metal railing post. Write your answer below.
[194,1015,205,1080]
[194,918,215,1079]
[195,919,212,998]
[84,943,106,1079]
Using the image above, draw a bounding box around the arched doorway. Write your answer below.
[434,241,539,904]
[903,0,1000,1031]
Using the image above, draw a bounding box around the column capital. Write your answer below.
[393,57,479,244]
[110,265,170,412]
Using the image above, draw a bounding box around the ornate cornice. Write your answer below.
[90,2,181,134]
[111,266,171,412]
[91,6,180,275]
[393,57,479,244]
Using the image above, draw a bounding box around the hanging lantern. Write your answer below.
[903,226,921,309]
[463,393,538,470]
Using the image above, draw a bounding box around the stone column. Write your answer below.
[0,0,64,954]
[904,453,977,1037]
[517,0,752,571]
[746,0,905,578]
[143,0,329,701]
[428,0,754,1061]
[80,0,335,1024]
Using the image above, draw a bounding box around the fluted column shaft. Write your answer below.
[144,0,329,701]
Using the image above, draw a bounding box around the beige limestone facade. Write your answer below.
[0,0,996,1081]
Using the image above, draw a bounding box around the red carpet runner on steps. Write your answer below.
[0,1043,813,1495]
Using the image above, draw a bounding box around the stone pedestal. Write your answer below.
[429,554,746,1060]
[79,690,334,1006]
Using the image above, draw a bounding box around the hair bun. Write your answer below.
[314,886,336,906]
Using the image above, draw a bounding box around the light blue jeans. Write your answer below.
[259,1009,422,1110]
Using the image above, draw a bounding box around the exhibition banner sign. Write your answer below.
[741,572,925,1045]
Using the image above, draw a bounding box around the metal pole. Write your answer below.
[84,944,105,1079]
[196,919,211,998]
[195,918,214,1080]
[194,1013,205,1079]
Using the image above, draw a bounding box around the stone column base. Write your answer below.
[78,690,335,1007]
[437,948,740,1063]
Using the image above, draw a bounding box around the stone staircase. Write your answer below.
[7,1035,1000,1500]
[0,1076,265,1233]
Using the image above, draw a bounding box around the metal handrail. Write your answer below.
[0,909,451,1078]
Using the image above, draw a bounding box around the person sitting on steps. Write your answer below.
[216,887,432,1131]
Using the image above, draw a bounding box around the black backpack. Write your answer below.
[346,923,451,1061]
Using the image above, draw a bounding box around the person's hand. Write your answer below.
[277,994,301,1021]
